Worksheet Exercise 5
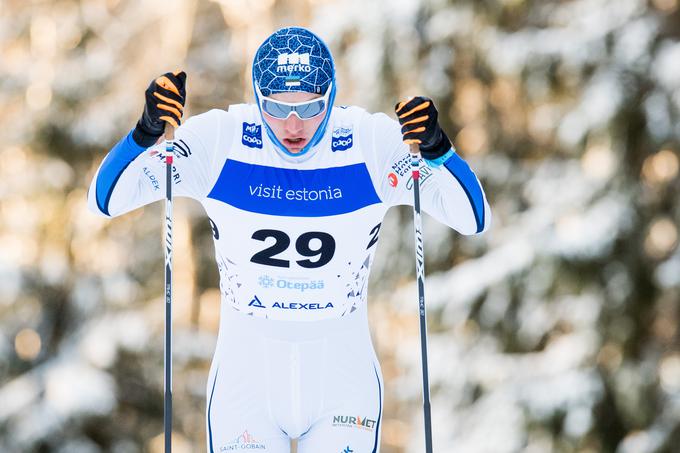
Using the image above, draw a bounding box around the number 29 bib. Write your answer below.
[202,107,388,321]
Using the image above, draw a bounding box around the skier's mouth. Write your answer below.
[283,137,307,150]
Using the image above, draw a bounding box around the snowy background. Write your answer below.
[1,0,680,452]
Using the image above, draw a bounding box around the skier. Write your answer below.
[89,26,490,453]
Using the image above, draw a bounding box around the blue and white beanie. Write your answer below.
[252,27,337,156]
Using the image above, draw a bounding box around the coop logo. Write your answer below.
[242,122,263,149]
[332,127,353,152]
[332,415,377,431]
[277,52,311,73]
[221,430,266,450]
[258,276,325,292]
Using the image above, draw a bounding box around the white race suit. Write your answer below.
[88,103,491,452]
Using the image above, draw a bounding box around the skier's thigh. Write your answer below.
[205,351,290,452]
[297,334,383,453]
[297,367,382,453]
[205,370,290,452]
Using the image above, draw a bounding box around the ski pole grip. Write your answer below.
[164,122,175,141]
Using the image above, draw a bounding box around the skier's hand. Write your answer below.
[132,71,187,147]
[395,96,452,160]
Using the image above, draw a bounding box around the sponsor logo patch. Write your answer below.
[173,139,192,158]
[332,127,353,152]
[258,276,325,292]
[242,122,263,149]
[272,301,334,310]
[258,275,275,288]
[249,183,343,201]
[332,415,377,431]
[248,295,332,310]
[143,167,160,191]
[277,52,311,75]
[387,172,398,188]
[406,165,433,189]
[391,154,411,177]
[221,430,266,450]
[248,295,265,308]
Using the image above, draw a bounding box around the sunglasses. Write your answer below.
[256,82,333,120]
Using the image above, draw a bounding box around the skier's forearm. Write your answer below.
[421,149,491,235]
[390,96,490,234]
[87,130,147,217]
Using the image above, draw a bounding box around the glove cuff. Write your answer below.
[132,120,162,148]
[419,129,452,160]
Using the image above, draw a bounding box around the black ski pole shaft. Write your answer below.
[409,143,433,453]
[163,122,174,453]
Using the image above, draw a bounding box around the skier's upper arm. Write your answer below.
[88,109,233,217]
[361,112,491,235]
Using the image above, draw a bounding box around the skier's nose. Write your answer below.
[284,113,304,135]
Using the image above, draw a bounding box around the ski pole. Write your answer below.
[163,122,174,453]
[409,143,433,453]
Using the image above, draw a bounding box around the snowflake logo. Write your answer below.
[258,275,275,288]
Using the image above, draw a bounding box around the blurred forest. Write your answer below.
[1,0,680,452]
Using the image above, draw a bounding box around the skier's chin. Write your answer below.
[283,138,308,153]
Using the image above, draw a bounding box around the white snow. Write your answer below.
[652,41,680,92]
[45,360,116,417]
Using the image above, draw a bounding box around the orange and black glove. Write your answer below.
[395,96,452,160]
[132,71,186,147]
